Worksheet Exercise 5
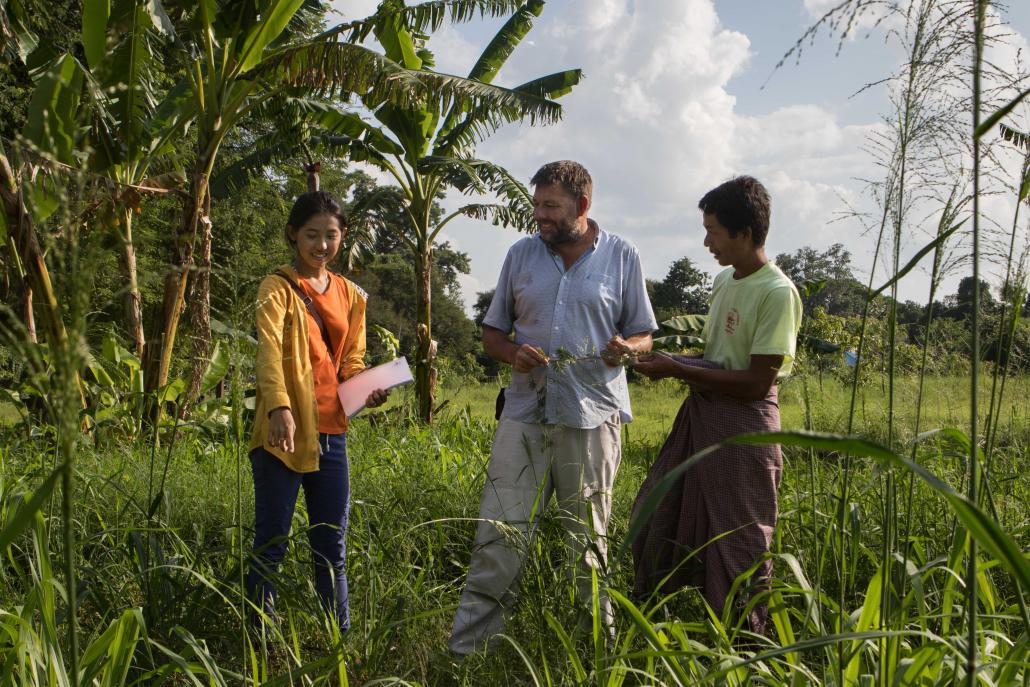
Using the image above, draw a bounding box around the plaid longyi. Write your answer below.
[630,357,782,634]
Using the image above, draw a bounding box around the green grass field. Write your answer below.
[437,373,1030,443]
[1,372,1027,684]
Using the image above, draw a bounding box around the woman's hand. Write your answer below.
[365,388,389,408]
[268,407,296,453]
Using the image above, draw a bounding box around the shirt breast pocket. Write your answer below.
[512,272,536,306]
[575,273,619,308]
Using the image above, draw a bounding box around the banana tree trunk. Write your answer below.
[145,169,210,403]
[21,283,35,343]
[120,208,145,357]
[305,162,320,192]
[183,192,213,418]
[414,247,436,423]
[0,154,86,425]
[0,156,64,351]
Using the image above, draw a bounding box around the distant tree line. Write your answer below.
[470,242,1030,379]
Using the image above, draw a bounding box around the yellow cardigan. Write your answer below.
[250,265,367,473]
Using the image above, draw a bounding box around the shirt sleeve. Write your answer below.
[482,249,516,333]
[340,282,368,381]
[750,285,802,362]
[617,247,659,336]
[255,276,293,413]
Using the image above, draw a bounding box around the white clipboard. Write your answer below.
[337,357,414,418]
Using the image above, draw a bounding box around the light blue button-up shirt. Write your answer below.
[484,224,658,428]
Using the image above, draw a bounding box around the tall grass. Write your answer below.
[2,377,1027,684]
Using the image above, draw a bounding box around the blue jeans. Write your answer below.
[247,433,350,631]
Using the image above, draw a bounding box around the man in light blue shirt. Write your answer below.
[450,160,658,654]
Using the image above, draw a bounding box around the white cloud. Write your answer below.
[436,0,885,308]
[327,0,379,22]
[328,1,1029,312]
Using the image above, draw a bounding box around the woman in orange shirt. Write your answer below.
[248,190,387,631]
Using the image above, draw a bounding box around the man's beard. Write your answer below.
[539,216,580,246]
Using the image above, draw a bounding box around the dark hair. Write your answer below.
[697,176,770,246]
[530,160,593,200]
[285,191,348,246]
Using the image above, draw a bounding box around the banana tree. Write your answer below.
[344,0,581,422]
[140,0,392,410]
[144,0,554,418]
[1,53,83,356]
[79,0,189,357]
[0,0,184,360]
[0,146,62,350]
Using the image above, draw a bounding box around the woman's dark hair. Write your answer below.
[285,191,348,246]
[697,176,770,246]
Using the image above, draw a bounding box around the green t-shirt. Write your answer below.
[702,262,803,376]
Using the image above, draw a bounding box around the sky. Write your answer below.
[329,0,1030,313]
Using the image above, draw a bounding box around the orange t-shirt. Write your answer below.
[298,274,351,434]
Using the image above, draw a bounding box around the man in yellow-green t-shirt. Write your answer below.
[630,175,802,636]
[702,258,802,378]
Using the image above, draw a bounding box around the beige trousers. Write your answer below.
[449,414,622,655]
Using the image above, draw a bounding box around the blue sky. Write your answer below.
[331,1,1030,311]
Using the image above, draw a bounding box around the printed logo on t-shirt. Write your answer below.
[724,308,740,335]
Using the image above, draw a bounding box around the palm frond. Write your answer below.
[105,1,163,164]
[1000,123,1030,152]
[316,108,404,156]
[210,101,381,199]
[431,108,499,157]
[428,155,530,199]
[512,69,583,100]
[451,202,532,230]
[0,0,39,62]
[257,40,427,104]
[77,60,123,171]
[423,155,535,233]
[467,0,542,83]
[261,39,564,133]
[342,185,403,269]
[432,71,581,157]
[22,53,86,165]
[314,135,395,170]
[413,70,563,126]
[328,0,525,44]
[210,135,303,199]
[146,76,194,158]
[210,112,398,200]
[245,93,354,134]
[435,0,548,150]
[403,0,526,32]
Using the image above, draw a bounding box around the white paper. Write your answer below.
[337,357,414,418]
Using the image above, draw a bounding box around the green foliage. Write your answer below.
[349,243,478,364]
[776,243,868,317]
[1,329,236,442]
[0,0,81,139]
[22,53,84,164]
[647,256,710,322]
[652,313,706,352]
[371,324,400,361]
